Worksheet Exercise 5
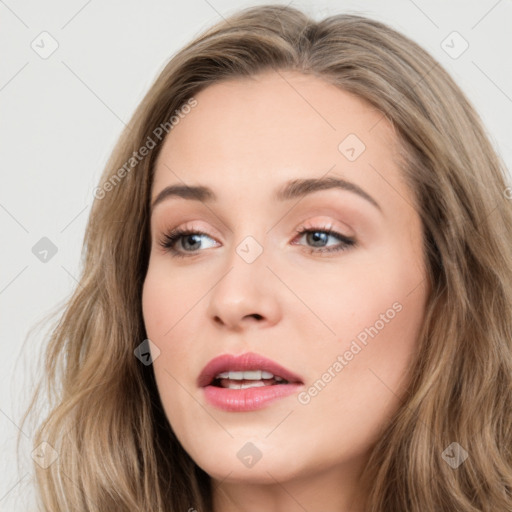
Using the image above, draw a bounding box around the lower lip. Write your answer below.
[202,383,303,412]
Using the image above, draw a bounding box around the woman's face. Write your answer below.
[142,70,429,493]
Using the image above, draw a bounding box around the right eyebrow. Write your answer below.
[151,184,216,214]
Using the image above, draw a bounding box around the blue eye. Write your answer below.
[158,226,355,258]
[294,227,355,254]
[158,228,217,258]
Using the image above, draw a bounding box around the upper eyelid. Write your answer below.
[157,215,353,236]
[152,202,364,238]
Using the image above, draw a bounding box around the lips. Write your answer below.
[197,352,303,388]
[198,352,304,412]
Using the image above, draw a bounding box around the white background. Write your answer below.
[1,0,511,509]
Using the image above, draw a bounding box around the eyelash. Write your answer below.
[158,225,356,259]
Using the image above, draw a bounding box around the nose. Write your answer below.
[206,243,282,331]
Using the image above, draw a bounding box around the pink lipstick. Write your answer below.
[198,352,304,412]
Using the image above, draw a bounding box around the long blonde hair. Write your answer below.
[21,4,512,511]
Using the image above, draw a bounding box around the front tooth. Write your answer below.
[242,370,262,380]
[220,370,278,380]
[226,381,242,389]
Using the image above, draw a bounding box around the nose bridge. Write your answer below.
[217,230,269,300]
[206,228,281,328]
[223,213,270,271]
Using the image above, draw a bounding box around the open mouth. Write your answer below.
[210,370,290,389]
[198,352,304,411]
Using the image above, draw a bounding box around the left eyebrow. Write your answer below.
[274,176,381,212]
[150,176,381,214]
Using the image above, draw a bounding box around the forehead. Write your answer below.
[152,70,399,200]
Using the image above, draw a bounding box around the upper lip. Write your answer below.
[197,351,304,387]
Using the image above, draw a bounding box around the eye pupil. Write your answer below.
[183,234,202,250]
[308,231,328,247]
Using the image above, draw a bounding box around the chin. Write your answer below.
[188,440,311,484]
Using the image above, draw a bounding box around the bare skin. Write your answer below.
[142,70,429,512]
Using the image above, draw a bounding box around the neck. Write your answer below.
[211,456,370,512]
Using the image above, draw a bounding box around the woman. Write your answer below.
[22,4,512,511]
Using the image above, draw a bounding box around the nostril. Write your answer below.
[213,313,263,326]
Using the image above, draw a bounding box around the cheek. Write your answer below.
[141,262,198,395]
[141,259,202,337]
[141,266,199,429]
[303,241,427,407]
[292,251,427,456]
[287,243,425,342]
[141,257,213,362]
